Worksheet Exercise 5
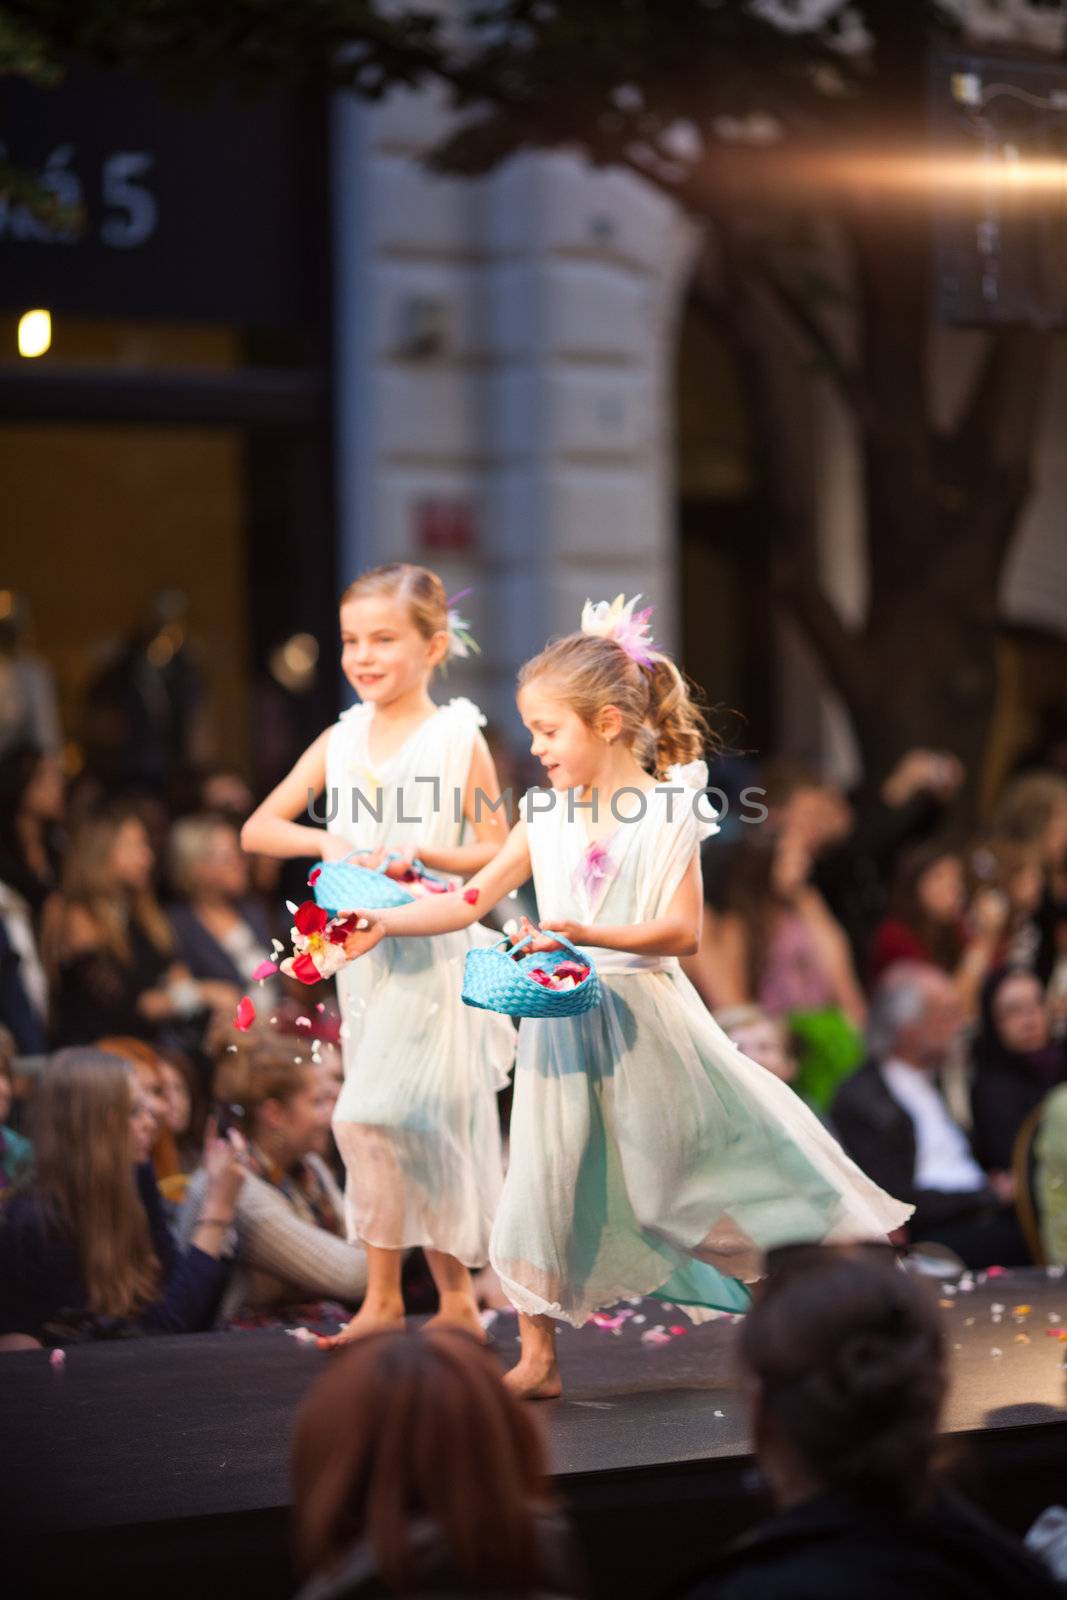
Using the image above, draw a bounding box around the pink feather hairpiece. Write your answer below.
[580,594,656,667]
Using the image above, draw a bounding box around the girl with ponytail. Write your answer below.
[340,597,911,1397]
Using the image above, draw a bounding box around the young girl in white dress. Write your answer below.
[340,596,912,1395]
[241,564,515,1341]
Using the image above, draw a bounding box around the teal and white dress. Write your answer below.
[326,697,514,1268]
[490,763,912,1325]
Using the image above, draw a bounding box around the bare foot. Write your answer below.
[502,1357,563,1401]
[317,1299,405,1350]
[423,1296,489,1343]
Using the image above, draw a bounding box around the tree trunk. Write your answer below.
[697,206,1051,819]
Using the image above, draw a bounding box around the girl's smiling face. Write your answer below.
[340,595,447,706]
[518,680,606,791]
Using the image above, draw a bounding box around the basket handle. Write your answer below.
[501,929,589,965]
[343,849,403,877]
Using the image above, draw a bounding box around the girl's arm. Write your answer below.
[413,732,510,876]
[343,819,532,958]
[530,851,705,960]
[240,730,349,862]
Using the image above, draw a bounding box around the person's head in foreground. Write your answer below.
[291,1327,580,1598]
[741,1243,944,1515]
[684,1243,1064,1600]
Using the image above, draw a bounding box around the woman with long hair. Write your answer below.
[41,806,236,1047]
[96,1035,184,1183]
[869,842,1005,1015]
[291,1327,582,1598]
[0,1048,242,1347]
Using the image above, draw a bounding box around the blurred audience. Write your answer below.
[167,813,277,1003]
[0,1047,242,1348]
[968,968,1067,1181]
[683,1243,1061,1599]
[1036,1082,1067,1267]
[157,1047,206,1171]
[97,1035,183,1183]
[993,774,1067,990]
[178,1040,366,1324]
[41,807,236,1049]
[832,964,1029,1268]
[714,1005,798,1086]
[0,1028,31,1191]
[869,843,1006,1016]
[0,743,65,923]
[813,748,965,967]
[703,827,865,1110]
[291,1327,583,1599]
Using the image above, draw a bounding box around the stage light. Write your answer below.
[17,309,52,358]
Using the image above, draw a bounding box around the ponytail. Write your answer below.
[644,655,715,778]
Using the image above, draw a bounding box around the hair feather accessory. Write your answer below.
[580,594,656,667]
[445,588,481,660]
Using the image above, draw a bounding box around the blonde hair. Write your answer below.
[53,807,173,966]
[517,632,714,779]
[993,773,1067,849]
[31,1049,162,1318]
[168,813,236,900]
[341,563,449,648]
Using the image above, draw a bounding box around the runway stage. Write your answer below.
[3,1267,1066,1599]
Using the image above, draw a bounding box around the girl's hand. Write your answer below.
[342,913,387,960]
[320,834,373,864]
[383,844,418,881]
[519,915,588,953]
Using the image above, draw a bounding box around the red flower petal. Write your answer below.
[463,888,480,905]
[234,996,256,1031]
[308,867,322,886]
[292,952,321,986]
[252,959,278,981]
[294,900,329,936]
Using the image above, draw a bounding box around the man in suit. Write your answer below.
[832,961,1029,1267]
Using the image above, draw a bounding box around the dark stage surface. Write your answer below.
[3,1268,1067,1599]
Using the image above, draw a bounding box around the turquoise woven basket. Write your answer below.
[311,852,449,913]
[462,931,601,1019]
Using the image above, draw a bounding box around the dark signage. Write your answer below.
[0,66,309,326]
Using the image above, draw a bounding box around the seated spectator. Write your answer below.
[0,742,65,924]
[969,968,1067,1181]
[291,1327,582,1599]
[813,747,964,969]
[178,1041,366,1323]
[968,837,1046,972]
[714,1005,798,1086]
[157,1047,205,1172]
[0,1027,31,1191]
[683,1243,1061,1599]
[166,814,278,1004]
[41,806,236,1048]
[1036,1082,1067,1266]
[832,964,1029,1268]
[0,1047,241,1347]
[993,772,1067,988]
[97,1035,183,1183]
[706,829,866,1110]
[870,843,1006,1016]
